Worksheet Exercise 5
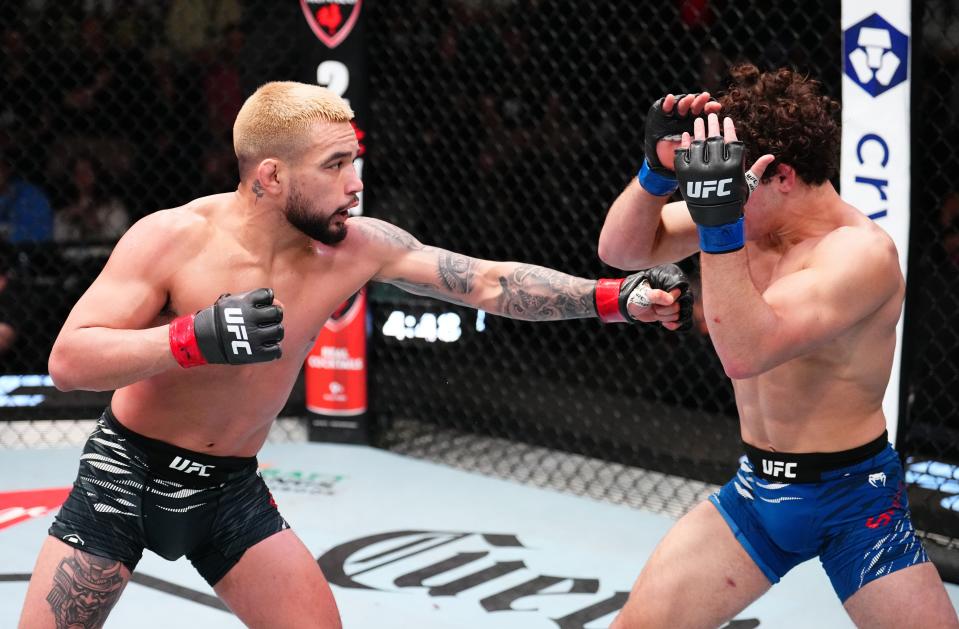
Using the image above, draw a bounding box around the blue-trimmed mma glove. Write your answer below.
[638,95,700,197]
[594,264,693,331]
[169,288,284,368]
[674,136,749,254]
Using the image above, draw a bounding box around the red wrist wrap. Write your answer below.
[595,278,626,323]
[169,314,207,368]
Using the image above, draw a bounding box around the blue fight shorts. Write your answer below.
[709,431,929,602]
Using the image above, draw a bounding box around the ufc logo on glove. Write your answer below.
[224,308,253,356]
[684,178,734,198]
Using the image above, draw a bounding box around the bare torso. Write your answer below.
[734,213,903,453]
[112,195,380,456]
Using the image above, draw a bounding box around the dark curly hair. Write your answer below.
[718,64,840,184]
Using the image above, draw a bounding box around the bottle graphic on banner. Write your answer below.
[305,289,369,443]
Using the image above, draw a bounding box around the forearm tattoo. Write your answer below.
[46,550,125,628]
[392,258,594,319]
[496,265,595,320]
[368,218,594,320]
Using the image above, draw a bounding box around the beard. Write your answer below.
[284,187,351,245]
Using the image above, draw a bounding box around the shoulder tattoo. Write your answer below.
[358,219,424,251]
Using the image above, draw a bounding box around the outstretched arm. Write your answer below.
[600,191,699,270]
[355,217,690,328]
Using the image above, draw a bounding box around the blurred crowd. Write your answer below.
[0,0,265,369]
[0,0,259,250]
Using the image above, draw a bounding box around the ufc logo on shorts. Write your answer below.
[169,456,215,477]
[223,308,252,355]
[762,459,798,479]
[685,178,734,198]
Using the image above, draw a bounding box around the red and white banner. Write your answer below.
[306,289,367,416]
[0,487,70,532]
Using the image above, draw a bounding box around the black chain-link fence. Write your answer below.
[0,1,313,435]
[899,0,959,571]
[2,0,959,577]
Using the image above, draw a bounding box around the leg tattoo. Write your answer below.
[46,550,125,628]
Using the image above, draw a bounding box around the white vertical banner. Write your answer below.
[840,2,911,445]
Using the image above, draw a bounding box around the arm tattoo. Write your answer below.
[46,550,125,628]
[252,179,264,203]
[495,264,595,320]
[389,259,594,318]
[359,219,424,250]
[388,252,476,305]
[438,252,474,293]
[389,278,472,307]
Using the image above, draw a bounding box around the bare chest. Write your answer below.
[162,245,372,357]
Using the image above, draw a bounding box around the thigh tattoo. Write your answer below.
[46,550,125,629]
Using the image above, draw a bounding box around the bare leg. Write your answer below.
[610,501,771,629]
[214,529,341,629]
[844,562,959,628]
[19,537,130,629]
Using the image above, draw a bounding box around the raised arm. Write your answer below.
[353,217,692,329]
[598,94,717,270]
[600,191,699,270]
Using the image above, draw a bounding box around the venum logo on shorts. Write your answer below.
[868,472,887,488]
[300,0,362,49]
[684,178,733,199]
[866,481,905,529]
[844,14,909,97]
[61,533,85,546]
[222,308,252,356]
[762,459,798,479]
[169,456,215,477]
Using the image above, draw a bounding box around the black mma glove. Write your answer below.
[638,95,701,196]
[674,136,749,254]
[169,288,284,368]
[595,264,693,331]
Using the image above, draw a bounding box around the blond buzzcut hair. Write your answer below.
[233,81,354,179]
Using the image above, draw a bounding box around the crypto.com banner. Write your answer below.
[840,2,911,444]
